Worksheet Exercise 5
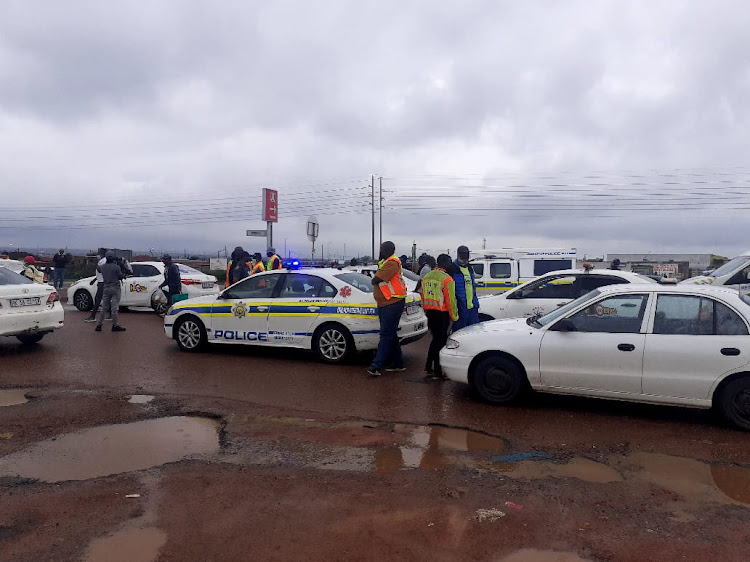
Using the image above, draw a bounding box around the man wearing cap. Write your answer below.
[95,251,126,332]
[452,245,480,331]
[159,255,182,307]
[367,241,408,377]
[267,248,282,271]
[51,249,70,290]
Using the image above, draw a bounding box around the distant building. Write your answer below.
[605,254,728,279]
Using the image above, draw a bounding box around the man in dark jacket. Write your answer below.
[95,251,126,332]
[51,249,69,290]
[159,255,182,306]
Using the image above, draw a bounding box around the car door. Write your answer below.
[539,292,651,395]
[124,263,162,306]
[266,273,338,345]
[643,294,750,399]
[502,274,578,319]
[209,273,283,344]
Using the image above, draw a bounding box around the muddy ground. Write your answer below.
[1,301,749,561]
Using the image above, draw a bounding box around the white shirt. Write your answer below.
[95,257,106,283]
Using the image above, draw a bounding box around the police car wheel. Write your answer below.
[175,316,206,352]
[471,355,525,404]
[74,289,93,312]
[313,324,353,363]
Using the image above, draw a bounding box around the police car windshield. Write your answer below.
[334,273,373,293]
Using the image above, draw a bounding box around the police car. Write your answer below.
[164,268,428,363]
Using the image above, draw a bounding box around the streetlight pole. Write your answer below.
[379,176,383,247]
[370,175,375,261]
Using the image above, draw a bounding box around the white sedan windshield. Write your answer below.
[536,290,602,327]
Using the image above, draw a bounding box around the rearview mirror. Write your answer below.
[550,319,577,332]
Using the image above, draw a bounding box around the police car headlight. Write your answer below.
[445,338,460,349]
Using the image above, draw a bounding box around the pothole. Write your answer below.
[374,424,506,473]
[0,388,33,407]
[0,416,219,482]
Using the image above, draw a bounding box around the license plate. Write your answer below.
[10,297,41,307]
[202,282,214,289]
[406,302,421,315]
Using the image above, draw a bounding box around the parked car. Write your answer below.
[67,261,219,315]
[477,269,657,321]
[440,283,750,430]
[165,268,427,362]
[344,265,419,292]
[0,267,64,344]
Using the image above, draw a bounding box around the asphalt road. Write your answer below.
[1,300,750,561]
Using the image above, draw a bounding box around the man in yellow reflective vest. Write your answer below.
[267,247,282,270]
[420,254,458,378]
[367,241,408,377]
[452,245,480,330]
[251,253,265,274]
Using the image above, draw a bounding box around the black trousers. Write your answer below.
[425,309,451,375]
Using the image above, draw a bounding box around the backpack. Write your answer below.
[23,265,45,284]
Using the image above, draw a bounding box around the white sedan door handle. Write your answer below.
[257,306,269,312]
[307,306,321,312]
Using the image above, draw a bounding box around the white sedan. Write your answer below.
[441,284,750,430]
[345,265,420,293]
[68,261,219,314]
[0,267,64,344]
[477,268,657,321]
[164,268,428,363]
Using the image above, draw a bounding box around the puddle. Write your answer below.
[128,394,155,404]
[0,416,219,482]
[374,425,505,473]
[500,549,591,562]
[84,472,166,562]
[711,464,750,504]
[0,388,32,407]
[495,457,624,484]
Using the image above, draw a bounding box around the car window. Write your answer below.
[653,295,749,336]
[534,259,573,276]
[0,267,32,285]
[224,273,281,299]
[490,263,511,279]
[279,274,337,298]
[470,264,484,276]
[334,273,373,293]
[131,264,161,277]
[515,275,576,300]
[563,293,649,333]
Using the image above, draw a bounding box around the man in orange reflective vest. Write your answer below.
[251,253,265,275]
[420,253,458,379]
[266,247,282,270]
[367,241,408,377]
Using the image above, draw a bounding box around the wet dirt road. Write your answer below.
[2,303,750,561]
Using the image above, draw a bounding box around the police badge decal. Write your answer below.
[233,301,248,318]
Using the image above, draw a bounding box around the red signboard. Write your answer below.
[262,188,278,222]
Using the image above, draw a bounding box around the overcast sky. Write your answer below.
[1,0,749,259]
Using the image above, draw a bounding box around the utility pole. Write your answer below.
[482,237,487,250]
[379,176,383,247]
[370,174,375,260]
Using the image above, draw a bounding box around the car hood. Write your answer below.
[171,294,218,307]
[681,275,715,285]
[452,317,531,337]
[70,276,96,287]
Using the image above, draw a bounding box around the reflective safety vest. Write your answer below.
[420,268,458,321]
[377,255,408,300]
[251,261,265,275]
[268,254,282,270]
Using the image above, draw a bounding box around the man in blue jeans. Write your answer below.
[367,241,408,377]
[52,249,69,290]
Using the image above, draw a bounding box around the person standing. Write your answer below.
[85,249,108,322]
[159,254,182,307]
[21,256,44,283]
[267,247,282,270]
[251,252,265,275]
[225,246,244,288]
[420,254,458,378]
[609,258,622,270]
[95,251,126,332]
[452,245,480,331]
[228,251,251,285]
[51,249,69,290]
[367,241,408,377]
